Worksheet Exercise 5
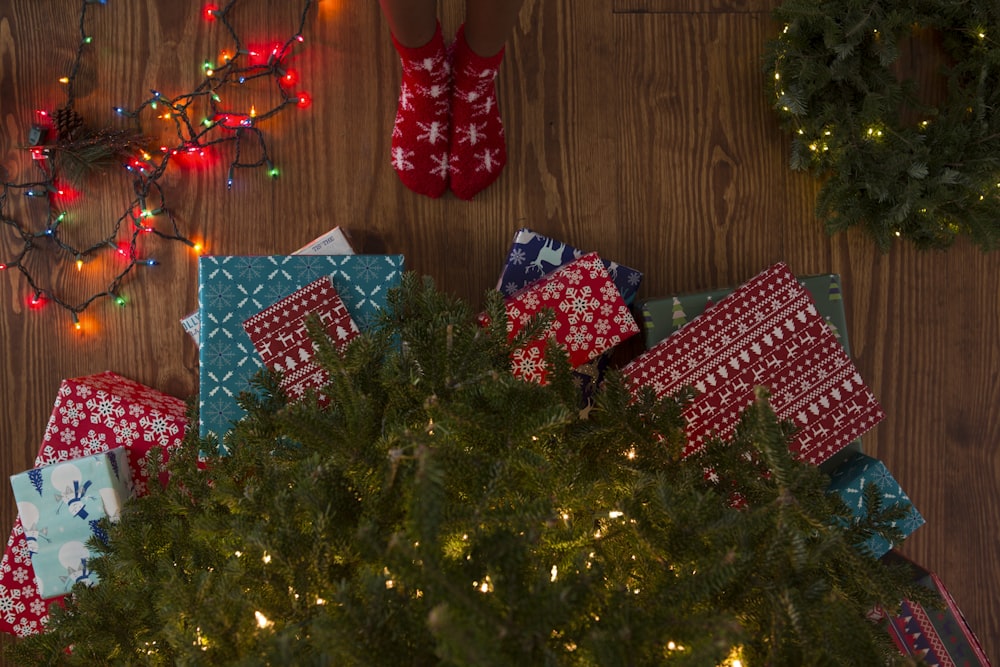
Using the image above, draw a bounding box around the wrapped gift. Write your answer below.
[826,453,924,557]
[9,447,133,599]
[0,371,187,637]
[881,553,993,666]
[622,262,885,466]
[181,226,356,345]
[497,228,643,305]
[505,252,639,384]
[640,273,862,471]
[639,273,851,354]
[199,254,404,439]
[242,275,359,405]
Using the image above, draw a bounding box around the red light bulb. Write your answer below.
[296,92,311,109]
[203,4,218,21]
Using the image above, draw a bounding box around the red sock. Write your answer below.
[388,24,451,198]
[448,25,507,200]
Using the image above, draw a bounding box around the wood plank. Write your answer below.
[0,0,996,662]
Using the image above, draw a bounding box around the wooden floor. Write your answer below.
[0,0,997,661]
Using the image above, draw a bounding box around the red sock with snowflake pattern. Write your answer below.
[448,25,507,200]
[388,23,451,198]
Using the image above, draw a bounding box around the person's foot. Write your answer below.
[388,23,451,198]
[448,25,507,200]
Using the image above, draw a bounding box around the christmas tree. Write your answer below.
[8,274,931,666]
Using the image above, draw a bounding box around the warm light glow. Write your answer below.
[262,552,271,564]
[550,565,558,582]
[58,76,70,84]
[254,611,272,629]
[296,92,312,109]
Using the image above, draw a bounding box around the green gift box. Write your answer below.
[639,273,851,354]
[9,447,133,599]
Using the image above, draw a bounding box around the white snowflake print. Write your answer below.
[392,114,404,139]
[0,556,9,575]
[600,303,614,317]
[613,310,635,330]
[416,120,446,145]
[504,281,521,296]
[59,400,86,427]
[12,617,38,638]
[475,95,496,118]
[59,428,74,445]
[87,393,124,427]
[508,248,527,266]
[29,598,46,616]
[0,583,24,623]
[11,568,27,584]
[521,290,541,311]
[595,319,612,336]
[114,419,140,447]
[430,153,450,180]
[391,146,415,172]
[418,82,448,101]
[12,541,29,565]
[566,324,594,353]
[627,272,641,286]
[74,383,92,399]
[559,286,599,325]
[140,412,179,446]
[128,403,145,418]
[600,281,619,302]
[457,122,486,146]
[511,345,547,384]
[541,281,562,301]
[562,268,584,287]
[81,429,108,455]
[475,148,500,173]
[399,82,413,111]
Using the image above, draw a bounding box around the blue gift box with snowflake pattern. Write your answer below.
[9,447,133,599]
[496,229,643,305]
[198,255,404,441]
[826,452,925,558]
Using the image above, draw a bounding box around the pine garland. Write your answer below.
[7,275,934,666]
[764,0,1000,251]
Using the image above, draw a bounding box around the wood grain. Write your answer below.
[0,0,996,662]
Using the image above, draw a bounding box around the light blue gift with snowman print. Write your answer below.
[9,446,133,599]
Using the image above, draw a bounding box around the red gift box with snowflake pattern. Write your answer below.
[505,252,639,384]
[622,262,885,466]
[0,371,187,637]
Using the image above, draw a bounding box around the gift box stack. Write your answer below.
[494,228,643,395]
[1,371,188,637]
[626,262,925,551]
[198,252,404,440]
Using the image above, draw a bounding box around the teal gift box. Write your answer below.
[9,447,133,599]
[198,254,404,441]
[826,453,925,558]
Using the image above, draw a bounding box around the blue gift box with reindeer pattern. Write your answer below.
[496,228,643,305]
[9,446,133,599]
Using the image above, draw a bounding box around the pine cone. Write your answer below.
[53,106,85,143]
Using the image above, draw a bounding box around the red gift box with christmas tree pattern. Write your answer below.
[505,252,639,384]
[0,371,187,637]
[242,275,359,405]
[622,262,884,466]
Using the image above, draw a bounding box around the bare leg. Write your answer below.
[378,0,438,48]
[463,0,526,57]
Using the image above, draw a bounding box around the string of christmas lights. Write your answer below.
[0,0,315,332]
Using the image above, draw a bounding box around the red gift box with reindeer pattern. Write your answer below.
[622,262,885,466]
[0,372,187,637]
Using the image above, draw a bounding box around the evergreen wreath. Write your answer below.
[764,0,1000,251]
